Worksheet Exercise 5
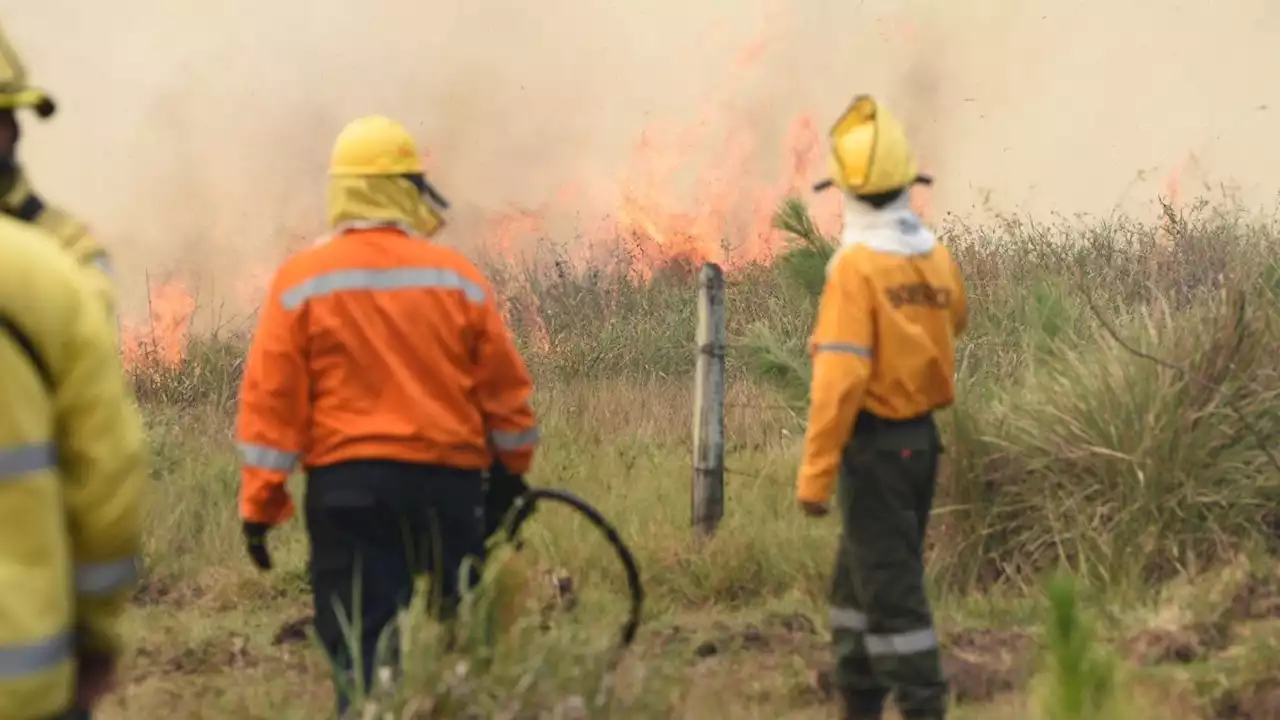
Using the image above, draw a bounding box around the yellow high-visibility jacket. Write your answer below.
[0,166,117,319]
[0,213,146,718]
[797,195,968,505]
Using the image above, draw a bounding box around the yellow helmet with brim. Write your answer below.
[0,23,55,119]
[813,94,930,196]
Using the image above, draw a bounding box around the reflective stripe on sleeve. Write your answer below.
[865,627,939,657]
[280,268,486,310]
[76,557,140,596]
[0,442,56,479]
[237,443,299,472]
[0,630,72,679]
[830,606,868,631]
[813,342,872,358]
[90,253,113,276]
[489,426,540,452]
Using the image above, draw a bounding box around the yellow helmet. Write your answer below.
[813,94,930,197]
[0,23,54,119]
[329,115,426,177]
[326,115,450,238]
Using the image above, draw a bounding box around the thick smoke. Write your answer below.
[2,0,1277,319]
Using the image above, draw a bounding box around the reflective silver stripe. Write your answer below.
[0,630,72,679]
[489,426,540,452]
[76,557,140,595]
[280,268,486,310]
[0,442,56,478]
[90,253,113,276]
[237,443,299,472]
[830,606,868,631]
[865,627,939,657]
[814,342,872,358]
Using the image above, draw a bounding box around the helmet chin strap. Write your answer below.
[0,111,18,176]
[0,153,19,194]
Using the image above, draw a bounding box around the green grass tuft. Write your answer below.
[107,194,1280,718]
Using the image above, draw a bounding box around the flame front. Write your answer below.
[110,13,1010,370]
[120,279,195,372]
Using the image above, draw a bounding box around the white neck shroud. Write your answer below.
[837,191,937,257]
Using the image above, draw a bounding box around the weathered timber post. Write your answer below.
[692,262,726,541]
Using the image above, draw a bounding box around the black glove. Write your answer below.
[242,522,272,571]
[484,462,533,541]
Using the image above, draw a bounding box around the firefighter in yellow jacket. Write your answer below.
[0,22,116,316]
[799,95,968,720]
[0,213,146,719]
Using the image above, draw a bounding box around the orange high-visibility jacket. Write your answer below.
[235,223,540,526]
[797,198,967,505]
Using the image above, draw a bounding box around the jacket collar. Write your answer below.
[837,192,937,256]
[312,219,423,247]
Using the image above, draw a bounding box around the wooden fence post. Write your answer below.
[692,262,726,540]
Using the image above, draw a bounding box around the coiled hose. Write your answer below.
[500,488,644,649]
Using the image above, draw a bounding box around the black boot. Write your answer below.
[840,695,884,720]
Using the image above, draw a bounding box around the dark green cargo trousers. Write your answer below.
[829,411,947,720]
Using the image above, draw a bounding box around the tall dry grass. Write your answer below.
[117,195,1280,717]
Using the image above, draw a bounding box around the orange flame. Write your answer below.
[121,279,196,371]
[116,15,875,365]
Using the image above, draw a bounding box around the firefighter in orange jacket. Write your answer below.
[799,95,968,720]
[233,115,540,714]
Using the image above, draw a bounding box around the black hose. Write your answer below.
[500,488,644,649]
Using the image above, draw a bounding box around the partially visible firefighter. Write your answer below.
[234,115,540,715]
[0,22,116,319]
[0,213,147,720]
[799,95,968,720]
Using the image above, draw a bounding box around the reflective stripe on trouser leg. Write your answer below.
[865,627,939,657]
[842,427,947,719]
[830,523,889,716]
[830,606,867,631]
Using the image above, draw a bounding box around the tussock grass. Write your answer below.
[108,195,1280,719]
[750,197,1280,593]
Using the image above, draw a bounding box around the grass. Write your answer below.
[101,194,1280,719]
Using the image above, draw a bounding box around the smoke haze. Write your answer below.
[2,0,1277,319]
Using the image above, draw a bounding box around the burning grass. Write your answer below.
[101,197,1280,719]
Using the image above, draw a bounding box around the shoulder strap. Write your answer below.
[10,192,44,222]
[0,313,52,389]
